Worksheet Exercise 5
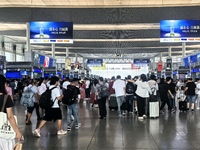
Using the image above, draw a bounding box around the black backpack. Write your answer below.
[126,82,135,94]
[99,83,109,98]
[39,87,56,109]
[62,85,77,105]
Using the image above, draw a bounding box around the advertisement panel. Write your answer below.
[87,59,103,67]
[65,58,71,70]
[134,59,150,64]
[157,61,163,72]
[160,20,200,42]
[166,58,172,70]
[30,22,73,44]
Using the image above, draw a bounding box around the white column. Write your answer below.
[182,42,186,57]
[26,23,31,52]
[51,43,55,58]
[168,46,172,57]
[66,47,69,58]
[160,52,162,62]
[75,53,78,62]
[152,57,155,72]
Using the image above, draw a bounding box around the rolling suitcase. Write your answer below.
[179,101,187,111]
[149,102,159,118]
[109,94,118,110]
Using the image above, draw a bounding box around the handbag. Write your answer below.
[0,95,17,139]
[14,143,23,150]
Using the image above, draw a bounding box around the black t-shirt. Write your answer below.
[69,85,80,104]
[170,83,176,94]
[159,83,170,96]
[186,82,196,95]
[0,94,14,113]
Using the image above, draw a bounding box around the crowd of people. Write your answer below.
[1,74,200,149]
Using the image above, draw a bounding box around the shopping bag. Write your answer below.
[0,95,17,139]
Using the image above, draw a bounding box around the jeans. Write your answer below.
[196,94,200,108]
[187,95,195,103]
[98,97,107,118]
[126,95,134,112]
[169,93,176,108]
[67,103,79,127]
[137,95,146,117]
[116,96,125,114]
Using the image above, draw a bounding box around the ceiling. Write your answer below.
[0,6,199,60]
[1,0,200,7]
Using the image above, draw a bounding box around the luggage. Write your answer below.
[149,102,159,118]
[179,101,187,111]
[109,94,118,110]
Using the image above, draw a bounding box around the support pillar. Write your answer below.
[26,23,31,52]
[75,53,78,62]
[51,43,55,58]
[159,52,162,62]
[66,47,69,58]
[182,42,186,57]
[168,46,172,57]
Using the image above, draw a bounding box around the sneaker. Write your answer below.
[143,115,147,119]
[160,110,164,115]
[67,126,71,131]
[119,114,122,117]
[130,112,133,114]
[138,117,144,120]
[197,107,200,110]
[122,112,126,116]
[171,109,176,113]
[75,123,81,129]
[57,129,67,135]
[34,129,41,138]
[191,109,194,112]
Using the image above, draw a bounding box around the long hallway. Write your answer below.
[14,101,200,150]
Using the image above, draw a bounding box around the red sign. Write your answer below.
[131,63,140,69]
[157,62,163,72]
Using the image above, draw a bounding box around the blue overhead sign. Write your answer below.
[30,22,73,44]
[134,59,150,64]
[160,20,200,42]
[87,59,103,67]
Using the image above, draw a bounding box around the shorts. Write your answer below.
[43,108,62,122]
[187,95,196,103]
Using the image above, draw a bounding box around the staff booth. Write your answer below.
[6,62,42,79]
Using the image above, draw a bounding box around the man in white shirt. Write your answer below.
[112,75,126,116]
[85,78,90,100]
[62,77,71,90]
[34,76,67,137]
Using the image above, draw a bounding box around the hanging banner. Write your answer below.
[157,61,163,72]
[65,58,71,70]
[87,59,103,67]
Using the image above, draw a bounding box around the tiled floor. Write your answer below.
[13,101,200,150]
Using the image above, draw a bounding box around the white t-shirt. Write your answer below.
[135,80,151,98]
[63,81,70,89]
[86,80,90,89]
[196,83,200,95]
[31,85,38,103]
[38,82,47,96]
[112,79,126,97]
[46,81,50,88]
[49,85,61,108]
[148,80,158,95]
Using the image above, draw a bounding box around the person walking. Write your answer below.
[96,77,109,119]
[34,76,67,137]
[112,75,126,116]
[185,78,196,111]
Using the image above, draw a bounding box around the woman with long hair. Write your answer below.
[0,75,22,149]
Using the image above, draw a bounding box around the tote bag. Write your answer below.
[0,95,17,139]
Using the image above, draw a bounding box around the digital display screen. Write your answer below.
[20,71,28,75]
[6,72,22,79]
[190,55,198,63]
[160,20,200,42]
[30,21,73,44]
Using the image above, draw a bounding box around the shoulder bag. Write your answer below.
[0,95,17,139]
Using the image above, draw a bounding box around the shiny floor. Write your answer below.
[13,100,200,150]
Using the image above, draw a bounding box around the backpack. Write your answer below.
[126,82,135,94]
[39,87,57,109]
[62,85,77,105]
[99,83,109,98]
[20,86,34,107]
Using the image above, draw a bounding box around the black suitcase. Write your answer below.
[179,101,187,111]
[109,94,118,110]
